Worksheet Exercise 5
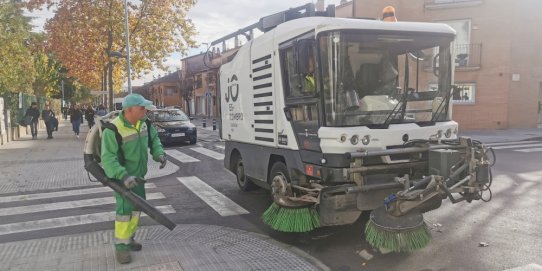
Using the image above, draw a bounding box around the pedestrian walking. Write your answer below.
[101,93,167,264]
[85,106,96,129]
[80,105,85,125]
[41,104,56,139]
[70,104,83,138]
[62,106,68,120]
[25,102,40,140]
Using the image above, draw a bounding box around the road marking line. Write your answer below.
[0,205,175,236]
[177,176,249,216]
[0,193,165,216]
[190,147,225,160]
[214,145,225,150]
[503,263,542,271]
[517,170,542,182]
[0,183,157,203]
[514,147,542,153]
[486,141,539,147]
[165,149,200,163]
[490,143,542,150]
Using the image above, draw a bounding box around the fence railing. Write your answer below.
[423,43,482,70]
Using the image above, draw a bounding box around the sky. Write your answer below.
[26,0,343,87]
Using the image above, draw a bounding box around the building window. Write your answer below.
[430,82,475,104]
[437,19,471,68]
[452,83,475,104]
[195,74,202,89]
[165,87,176,96]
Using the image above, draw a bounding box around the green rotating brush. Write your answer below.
[261,201,320,232]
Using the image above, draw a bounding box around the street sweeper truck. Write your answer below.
[216,4,495,252]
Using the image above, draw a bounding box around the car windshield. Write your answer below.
[150,110,189,122]
[318,30,453,127]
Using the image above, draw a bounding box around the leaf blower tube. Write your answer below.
[83,120,176,231]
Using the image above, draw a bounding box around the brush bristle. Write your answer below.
[262,203,320,232]
[364,219,432,252]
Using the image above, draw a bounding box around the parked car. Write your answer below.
[147,108,197,145]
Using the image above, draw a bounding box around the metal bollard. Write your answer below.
[213,119,216,130]
[202,118,206,128]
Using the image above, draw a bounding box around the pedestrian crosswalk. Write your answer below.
[0,141,247,240]
[164,143,225,163]
[487,140,542,152]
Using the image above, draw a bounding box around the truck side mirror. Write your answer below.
[283,107,293,121]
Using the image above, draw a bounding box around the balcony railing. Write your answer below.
[423,43,482,70]
[425,0,482,9]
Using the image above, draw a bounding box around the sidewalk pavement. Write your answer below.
[459,127,542,143]
[0,119,329,271]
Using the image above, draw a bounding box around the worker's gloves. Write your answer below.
[159,155,167,169]
[123,175,139,189]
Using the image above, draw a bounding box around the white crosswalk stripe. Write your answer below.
[0,193,165,216]
[0,183,156,203]
[214,144,225,150]
[514,147,542,153]
[0,205,175,236]
[178,176,249,216]
[486,141,539,147]
[190,147,225,160]
[490,143,542,150]
[165,149,200,163]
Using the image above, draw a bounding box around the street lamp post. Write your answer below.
[123,0,132,94]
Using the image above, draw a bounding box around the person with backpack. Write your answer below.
[41,104,56,139]
[70,104,83,138]
[25,102,40,140]
[100,93,167,264]
[85,105,96,129]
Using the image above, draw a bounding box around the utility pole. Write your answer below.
[61,80,65,107]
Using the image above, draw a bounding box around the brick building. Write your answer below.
[180,49,239,117]
[135,71,184,109]
[336,0,542,130]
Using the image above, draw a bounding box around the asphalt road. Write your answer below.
[1,125,541,271]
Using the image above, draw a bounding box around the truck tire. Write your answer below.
[236,158,256,191]
[269,161,291,200]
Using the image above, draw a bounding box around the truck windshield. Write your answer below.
[318,30,454,127]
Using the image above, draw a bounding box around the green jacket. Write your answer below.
[101,111,164,181]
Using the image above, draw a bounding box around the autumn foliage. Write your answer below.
[24,0,197,91]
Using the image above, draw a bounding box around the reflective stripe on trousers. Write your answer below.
[115,211,141,245]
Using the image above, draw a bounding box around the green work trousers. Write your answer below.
[114,183,145,251]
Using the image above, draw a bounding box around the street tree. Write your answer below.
[25,0,198,109]
[0,0,35,96]
[28,34,65,98]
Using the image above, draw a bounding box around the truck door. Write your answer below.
[280,38,321,152]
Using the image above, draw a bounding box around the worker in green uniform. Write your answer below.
[101,93,167,264]
[304,52,316,93]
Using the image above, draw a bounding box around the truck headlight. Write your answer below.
[350,135,359,145]
[361,135,371,145]
[445,128,452,138]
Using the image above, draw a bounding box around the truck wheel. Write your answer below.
[236,159,256,191]
[269,162,291,200]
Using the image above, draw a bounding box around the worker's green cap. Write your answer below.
[122,94,156,110]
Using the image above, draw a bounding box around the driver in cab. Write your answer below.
[303,52,316,93]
